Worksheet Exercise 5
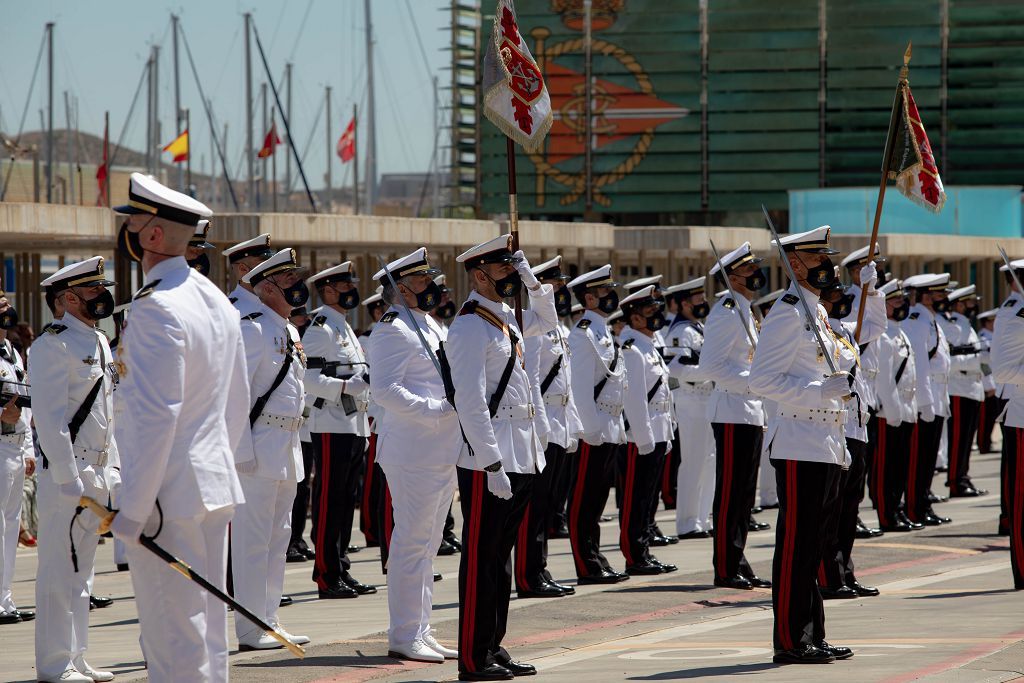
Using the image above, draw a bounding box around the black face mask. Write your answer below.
[117,222,145,263]
[743,268,768,291]
[933,298,950,313]
[892,301,910,321]
[414,280,442,312]
[875,264,890,286]
[803,257,837,289]
[555,286,573,317]
[275,279,309,307]
[336,287,360,310]
[82,290,115,321]
[828,293,855,320]
[436,301,457,320]
[645,312,667,332]
[0,307,17,329]
[691,302,710,320]
[598,290,619,314]
[489,271,522,299]
[964,304,978,320]
[187,253,211,277]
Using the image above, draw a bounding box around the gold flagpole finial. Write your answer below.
[899,41,912,81]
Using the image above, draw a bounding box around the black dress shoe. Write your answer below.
[898,512,925,530]
[880,521,913,532]
[649,535,671,547]
[0,611,20,624]
[14,609,33,622]
[90,595,113,609]
[820,585,858,600]
[549,525,570,539]
[279,595,293,607]
[773,644,834,664]
[677,530,711,540]
[286,548,307,563]
[116,562,129,571]
[546,579,575,595]
[922,513,950,526]
[935,465,948,473]
[347,545,361,553]
[714,575,753,590]
[950,487,986,497]
[745,576,772,589]
[847,581,879,597]
[998,526,1011,537]
[517,583,566,599]
[751,506,763,514]
[816,640,853,660]
[600,514,613,522]
[459,663,516,680]
[927,492,948,504]
[760,502,780,510]
[663,534,680,545]
[495,657,537,676]
[302,547,316,560]
[434,572,444,582]
[626,562,664,576]
[651,559,678,573]
[438,539,459,556]
[341,572,377,595]
[578,571,628,585]
[318,583,359,599]
[446,536,463,552]
[749,519,771,532]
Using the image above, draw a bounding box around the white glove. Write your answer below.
[107,468,122,504]
[342,376,369,396]
[637,441,655,456]
[110,512,145,548]
[485,466,513,500]
[566,437,579,454]
[439,399,456,416]
[821,371,853,400]
[513,251,540,290]
[582,431,603,447]
[58,477,85,502]
[860,261,878,291]
[919,403,936,422]
[235,458,258,475]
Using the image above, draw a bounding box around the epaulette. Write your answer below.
[379,311,399,324]
[241,311,263,321]
[1005,298,1018,308]
[133,279,162,301]
[576,318,591,330]
[311,315,327,327]
[229,296,238,304]
[1016,308,1024,320]
[908,311,920,320]
[621,339,635,349]
[723,298,735,309]
[45,323,67,335]
[781,293,799,305]
[458,301,479,316]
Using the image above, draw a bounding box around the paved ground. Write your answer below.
[6,445,1022,683]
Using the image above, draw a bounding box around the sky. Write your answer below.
[0,0,450,191]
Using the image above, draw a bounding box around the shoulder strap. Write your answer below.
[894,355,910,385]
[249,337,295,426]
[593,343,620,401]
[540,354,563,395]
[646,376,664,403]
[488,330,520,419]
[68,341,109,444]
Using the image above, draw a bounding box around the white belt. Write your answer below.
[675,383,712,397]
[495,403,536,421]
[930,373,949,385]
[597,400,624,417]
[73,445,109,467]
[0,432,27,446]
[651,399,673,414]
[355,398,370,413]
[719,387,759,399]
[899,388,915,400]
[957,370,982,380]
[776,406,848,425]
[863,369,879,380]
[257,413,305,432]
[544,394,570,407]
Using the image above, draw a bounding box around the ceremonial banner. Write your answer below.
[337,118,356,163]
[162,129,189,163]
[482,0,553,153]
[887,84,946,213]
[257,124,281,159]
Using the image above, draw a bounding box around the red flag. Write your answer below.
[257,124,281,158]
[162,130,189,163]
[337,118,356,163]
[886,83,946,213]
[96,120,108,206]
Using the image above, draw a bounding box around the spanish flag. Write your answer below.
[162,129,189,163]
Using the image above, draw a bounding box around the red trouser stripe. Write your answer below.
[977,399,987,451]
[515,502,532,589]
[716,425,734,578]
[907,422,920,519]
[1014,430,1024,578]
[460,471,484,672]
[383,484,394,548]
[777,460,797,651]
[361,433,377,542]
[569,443,591,577]
[817,560,828,588]
[619,444,637,566]
[948,396,961,489]
[876,418,888,523]
[314,433,332,589]
[661,449,674,504]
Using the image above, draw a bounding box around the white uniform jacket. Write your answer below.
[447,286,557,473]
[904,303,952,418]
[876,319,918,426]
[849,286,882,408]
[239,306,305,481]
[0,340,33,475]
[229,284,263,319]
[828,291,885,442]
[568,310,627,445]
[665,319,713,410]
[990,293,1024,428]
[114,257,247,522]
[619,326,675,452]
[979,327,999,395]
[368,306,461,467]
[525,321,582,451]
[30,312,119,493]
[302,306,370,436]
[702,293,764,426]
[940,312,984,401]
[748,284,848,465]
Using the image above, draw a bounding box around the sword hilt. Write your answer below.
[78,496,116,534]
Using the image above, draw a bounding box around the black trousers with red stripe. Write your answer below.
[947,395,981,492]
[375,463,395,573]
[568,441,619,577]
[514,443,565,590]
[711,423,761,580]
[978,395,1005,454]
[865,412,880,510]
[458,468,533,674]
[648,447,669,537]
[819,439,867,589]
[359,433,383,546]
[310,432,366,589]
[1002,427,1024,589]
[617,443,667,567]
[289,439,316,553]
[771,458,842,651]
[546,445,573,535]
[907,417,944,523]
[874,419,913,527]
[661,430,681,509]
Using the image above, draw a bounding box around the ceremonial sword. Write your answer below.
[708,239,758,351]
[78,497,305,658]
[375,255,445,380]
[997,245,1024,296]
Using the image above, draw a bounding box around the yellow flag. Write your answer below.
[162,130,189,163]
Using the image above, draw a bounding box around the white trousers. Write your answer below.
[126,505,233,683]
[937,423,949,469]
[232,475,296,639]
[0,458,25,613]
[674,405,716,534]
[35,468,100,681]
[380,461,456,646]
[758,445,778,506]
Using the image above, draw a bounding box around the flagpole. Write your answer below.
[185,109,192,194]
[271,107,277,212]
[353,104,359,215]
[506,137,523,330]
[853,41,911,344]
[103,110,110,207]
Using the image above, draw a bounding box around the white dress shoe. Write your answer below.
[237,631,284,651]
[388,638,444,663]
[76,661,115,682]
[42,668,92,682]
[423,632,458,659]
[274,625,311,646]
